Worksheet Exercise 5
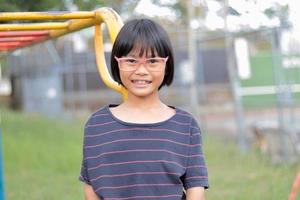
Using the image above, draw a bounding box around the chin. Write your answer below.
[128,88,157,98]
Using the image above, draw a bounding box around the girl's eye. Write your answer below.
[125,59,138,64]
[148,59,159,64]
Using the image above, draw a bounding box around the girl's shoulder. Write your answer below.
[174,107,193,117]
[174,107,201,128]
[174,106,196,120]
[84,105,110,127]
[90,105,110,117]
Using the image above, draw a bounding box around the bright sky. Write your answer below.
[134,0,300,54]
[134,0,177,20]
[134,0,300,33]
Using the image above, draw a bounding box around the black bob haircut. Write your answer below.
[110,18,174,90]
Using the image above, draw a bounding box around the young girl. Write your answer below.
[80,18,209,200]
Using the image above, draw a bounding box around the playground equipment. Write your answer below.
[0,9,127,99]
[0,8,128,200]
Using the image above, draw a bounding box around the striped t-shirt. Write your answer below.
[79,104,209,200]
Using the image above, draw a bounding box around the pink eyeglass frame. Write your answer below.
[114,56,169,67]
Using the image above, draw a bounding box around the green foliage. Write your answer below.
[264,7,277,19]
[73,0,104,11]
[263,3,290,28]
[0,0,138,13]
[0,0,66,12]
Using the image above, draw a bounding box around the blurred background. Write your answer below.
[0,0,300,199]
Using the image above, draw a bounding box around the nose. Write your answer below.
[134,62,149,74]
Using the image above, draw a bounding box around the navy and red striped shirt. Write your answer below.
[79,104,209,200]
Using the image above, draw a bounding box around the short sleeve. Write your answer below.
[79,122,91,185]
[183,118,209,190]
[79,157,91,185]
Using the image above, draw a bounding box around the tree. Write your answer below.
[264,3,290,28]
[0,0,139,14]
[0,0,66,12]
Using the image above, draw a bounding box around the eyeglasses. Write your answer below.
[114,56,168,72]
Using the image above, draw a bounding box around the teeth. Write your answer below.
[133,80,151,84]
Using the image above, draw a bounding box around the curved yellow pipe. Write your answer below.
[94,8,128,100]
[0,11,94,21]
[0,22,68,31]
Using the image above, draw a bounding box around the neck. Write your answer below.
[124,91,164,110]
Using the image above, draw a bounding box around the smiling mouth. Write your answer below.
[131,80,152,84]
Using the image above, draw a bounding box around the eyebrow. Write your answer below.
[127,54,158,58]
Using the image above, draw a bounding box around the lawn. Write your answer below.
[1,108,299,199]
[1,108,84,200]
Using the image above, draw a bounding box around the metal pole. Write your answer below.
[187,0,200,119]
[224,0,247,152]
[0,11,94,21]
[80,52,88,111]
[64,38,75,116]
[45,41,63,66]
[270,28,289,162]
[0,22,69,31]
[284,53,297,154]
[46,41,65,115]
[196,33,207,102]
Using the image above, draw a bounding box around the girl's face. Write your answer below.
[117,49,167,98]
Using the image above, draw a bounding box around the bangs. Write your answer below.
[115,20,169,58]
[127,41,157,57]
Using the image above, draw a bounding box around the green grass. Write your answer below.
[204,136,299,200]
[1,108,84,200]
[1,108,299,199]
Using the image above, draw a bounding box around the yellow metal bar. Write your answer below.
[0,7,127,99]
[0,11,94,21]
[48,18,95,38]
[0,22,68,31]
[95,8,123,45]
[94,8,128,100]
